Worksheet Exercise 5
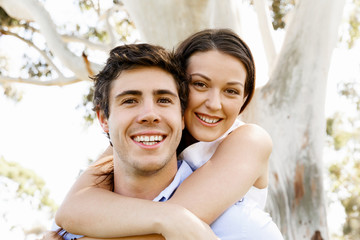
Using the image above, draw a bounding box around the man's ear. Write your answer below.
[181,116,185,130]
[97,110,109,132]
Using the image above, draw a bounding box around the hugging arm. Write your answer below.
[167,123,271,223]
[55,124,271,238]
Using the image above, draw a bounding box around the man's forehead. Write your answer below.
[111,67,179,97]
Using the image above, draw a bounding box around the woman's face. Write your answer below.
[184,50,247,142]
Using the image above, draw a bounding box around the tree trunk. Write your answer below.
[122,0,346,239]
[122,0,242,49]
[244,0,346,238]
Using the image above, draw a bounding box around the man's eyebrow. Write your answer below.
[115,90,142,99]
[190,73,244,87]
[153,89,178,97]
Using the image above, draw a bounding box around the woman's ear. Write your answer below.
[97,110,109,133]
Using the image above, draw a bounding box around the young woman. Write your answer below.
[55,29,273,239]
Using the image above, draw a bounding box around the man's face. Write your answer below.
[98,66,184,176]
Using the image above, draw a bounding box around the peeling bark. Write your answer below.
[294,163,304,206]
[311,230,324,240]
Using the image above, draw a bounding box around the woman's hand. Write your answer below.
[159,203,219,240]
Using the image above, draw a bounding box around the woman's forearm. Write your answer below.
[79,235,164,240]
[56,184,176,238]
[55,167,216,239]
[168,124,272,224]
[56,187,217,239]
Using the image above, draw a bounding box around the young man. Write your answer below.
[45,43,283,240]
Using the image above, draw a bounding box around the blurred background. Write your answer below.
[0,0,359,239]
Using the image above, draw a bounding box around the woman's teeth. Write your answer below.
[197,114,220,124]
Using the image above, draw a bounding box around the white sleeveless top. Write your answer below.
[178,118,268,210]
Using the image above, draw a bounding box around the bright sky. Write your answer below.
[0,0,359,239]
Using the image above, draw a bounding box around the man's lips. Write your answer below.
[132,134,166,146]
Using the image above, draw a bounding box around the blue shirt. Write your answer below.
[53,161,283,240]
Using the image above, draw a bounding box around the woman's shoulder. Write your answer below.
[232,123,271,138]
[224,123,273,150]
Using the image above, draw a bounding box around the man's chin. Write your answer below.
[134,162,167,175]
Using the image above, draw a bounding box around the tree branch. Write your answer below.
[1,29,64,77]
[103,7,117,48]
[0,75,85,86]
[1,0,102,80]
[253,0,277,73]
[61,34,111,52]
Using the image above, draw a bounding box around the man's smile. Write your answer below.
[132,134,166,146]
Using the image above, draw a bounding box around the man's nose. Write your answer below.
[205,90,222,111]
[137,101,160,123]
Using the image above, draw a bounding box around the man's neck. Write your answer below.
[112,157,178,200]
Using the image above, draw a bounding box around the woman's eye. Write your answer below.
[225,89,240,95]
[192,81,207,88]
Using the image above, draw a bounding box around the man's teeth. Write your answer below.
[133,135,163,145]
[198,114,220,124]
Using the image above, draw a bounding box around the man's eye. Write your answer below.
[122,98,137,104]
[158,97,172,104]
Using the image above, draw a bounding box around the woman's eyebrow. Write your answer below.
[190,73,244,87]
[227,81,244,87]
[190,73,211,81]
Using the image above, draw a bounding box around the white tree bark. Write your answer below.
[122,0,243,49]
[253,0,277,72]
[243,0,346,238]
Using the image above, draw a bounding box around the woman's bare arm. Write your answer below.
[167,123,271,223]
[56,124,271,238]
[40,231,164,240]
[56,157,217,240]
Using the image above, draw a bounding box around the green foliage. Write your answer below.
[77,86,97,124]
[338,81,360,111]
[270,0,295,30]
[245,0,295,30]
[2,83,23,102]
[0,156,57,212]
[79,0,97,12]
[21,54,53,79]
[346,0,360,48]
[0,7,19,28]
[327,79,360,239]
